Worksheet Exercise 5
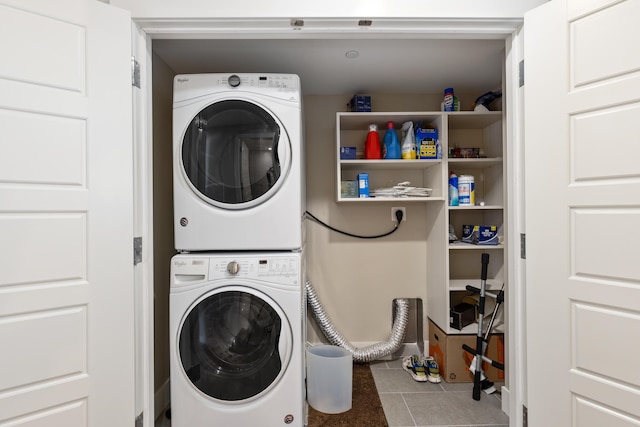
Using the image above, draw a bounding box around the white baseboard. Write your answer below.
[155,378,170,421]
[501,385,509,415]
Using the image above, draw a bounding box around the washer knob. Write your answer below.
[227,261,240,275]
[228,74,241,87]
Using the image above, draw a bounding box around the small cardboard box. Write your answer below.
[428,318,504,383]
[340,180,358,198]
[340,146,357,160]
[415,127,439,159]
[461,225,499,245]
[357,173,369,198]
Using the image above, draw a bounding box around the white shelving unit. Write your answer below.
[336,112,445,202]
[335,110,506,335]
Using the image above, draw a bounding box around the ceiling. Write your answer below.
[152,38,506,96]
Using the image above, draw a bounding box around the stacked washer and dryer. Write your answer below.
[169,74,306,427]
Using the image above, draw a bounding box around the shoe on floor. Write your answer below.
[423,356,441,383]
[402,355,428,382]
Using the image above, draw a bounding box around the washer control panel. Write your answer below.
[172,254,301,288]
[210,255,300,285]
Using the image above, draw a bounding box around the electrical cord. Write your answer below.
[305,209,403,239]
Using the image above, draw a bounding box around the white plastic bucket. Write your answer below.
[306,345,352,414]
[458,175,475,205]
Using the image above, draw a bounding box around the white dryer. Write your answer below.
[170,252,306,427]
[173,73,305,251]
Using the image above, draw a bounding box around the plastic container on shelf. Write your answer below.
[443,88,455,112]
[383,122,401,159]
[458,175,475,205]
[448,172,459,206]
[401,121,417,160]
[364,124,382,159]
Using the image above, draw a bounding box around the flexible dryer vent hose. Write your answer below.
[305,280,410,363]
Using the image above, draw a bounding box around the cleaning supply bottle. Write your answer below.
[383,122,401,159]
[401,121,417,160]
[443,88,455,112]
[448,171,459,206]
[364,124,382,159]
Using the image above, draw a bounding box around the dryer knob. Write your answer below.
[228,74,241,87]
[227,261,240,275]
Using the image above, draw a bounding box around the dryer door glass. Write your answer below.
[179,290,283,401]
[181,100,282,207]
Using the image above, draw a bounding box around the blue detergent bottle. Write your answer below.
[449,171,459,206]
[383,122,401,159]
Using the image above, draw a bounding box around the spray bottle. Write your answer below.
[449,171,459,206]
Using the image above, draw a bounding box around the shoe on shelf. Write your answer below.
[423,356,441,383]
[402,355,428,382]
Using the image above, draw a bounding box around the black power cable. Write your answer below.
[305,209,404,239]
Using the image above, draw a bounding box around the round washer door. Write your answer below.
[179,99,292,210]
[177,286,293,402]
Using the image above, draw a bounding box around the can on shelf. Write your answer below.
[458,175,475,206]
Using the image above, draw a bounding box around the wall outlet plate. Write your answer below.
[392,207,406,221]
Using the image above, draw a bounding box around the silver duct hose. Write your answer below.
[305,280,410,363]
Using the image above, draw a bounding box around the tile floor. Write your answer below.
[370,358,508,427]
[155,358,509,427]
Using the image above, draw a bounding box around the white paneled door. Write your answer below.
[525,0,640,425]
[0,1,134,426]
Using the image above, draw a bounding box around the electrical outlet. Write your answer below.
[391,207,406,221]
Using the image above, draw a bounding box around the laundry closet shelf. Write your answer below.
[449,242,504,250]
[447,157,502,167]
[339,159,441,170]
[448,205,503,210]
[337,196,445,203]
[449,279,504,291]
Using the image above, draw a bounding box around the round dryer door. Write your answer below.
[178,287,293,402]
[180,100,291,209]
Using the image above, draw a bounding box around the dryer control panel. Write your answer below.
[173,73,301,105]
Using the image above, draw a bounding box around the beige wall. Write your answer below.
[151,52,175,391]
[304,94,439,344]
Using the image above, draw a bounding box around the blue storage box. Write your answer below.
[349,95,371,112]
[340,147,357,160]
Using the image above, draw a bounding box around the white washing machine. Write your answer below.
[169,252,306,427]
[173,73,305,251]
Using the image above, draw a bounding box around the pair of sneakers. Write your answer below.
[402,355,441,383]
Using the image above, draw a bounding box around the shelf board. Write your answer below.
[339,159,441,170]
[338,196,445,203]
[448,204,503,210]
[449,279,504,291]
[337,111,444,130]
[449,242,504,250]
[447,157,502,167]
[448,322,505,335]
[446,111,502,129]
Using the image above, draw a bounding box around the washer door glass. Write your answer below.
[181,100,287,208]
[179,290,287,401]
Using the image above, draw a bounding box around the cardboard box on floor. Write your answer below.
[428,318,504,383]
